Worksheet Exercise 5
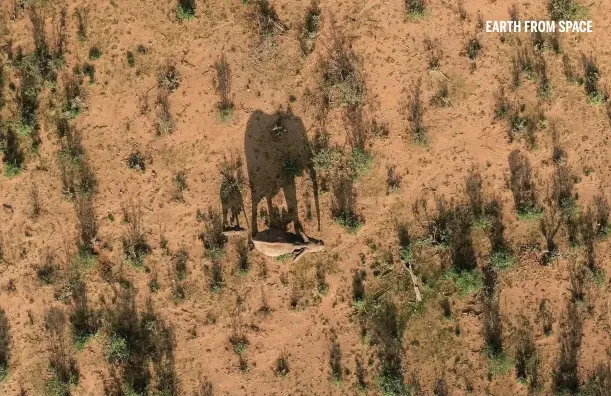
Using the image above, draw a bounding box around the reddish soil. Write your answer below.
[1,0,610,395]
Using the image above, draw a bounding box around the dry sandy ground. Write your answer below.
[1,0,611,395]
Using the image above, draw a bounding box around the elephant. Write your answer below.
[244,107,320,237]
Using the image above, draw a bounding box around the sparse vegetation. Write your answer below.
[508,150,539,216]
[199,206,227,258]
[515,317,541,391]
[300,1,321,56]
[156,89,174,135]
[424,37,442,70]
[2,126,24,178]
[593,194,610,235]
[88,46,101,60]
[465,37,481,61]
[549,0,586,21]
[105,288,178,394]
[0,308,10,382]
[176,0,196,21]
[75,8,88,41]
[430,81,451,108]
[403,79,427,145]
[251,0,287,46]
[127,150,145,172]
[69,281,100,349]
[275,351,289,376]
[122,201,151,267]
[319,26,365,108]
[553,299,583,394]
[406,0,426,19]
[329,331,342,382]
[213,54,233,121]
[44,307,79,395]
[386,164,401,194]
[583,56,607,105]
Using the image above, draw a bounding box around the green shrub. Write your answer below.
[88,46,101,60]
[177,0,196,20]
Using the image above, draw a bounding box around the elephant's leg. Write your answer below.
[251,195,259,237]
[283,179,302,234]
[222,205,229,229]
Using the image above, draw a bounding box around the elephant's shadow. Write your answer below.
[244,108,319,237]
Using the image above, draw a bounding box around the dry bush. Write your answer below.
[122,201,151,267]
[300,0,321,56]
[275,351,289,376]
[74,7,88,41]
[386,164,401,194]
[582,55,607,104]
[402,79,427,144]
[0,62,5,110]
[157,62,180,92]
[57,121,97,198]
[464,36,481,62]
[127,150,145,172]
[406,0,426,18]
[540,202,562,257]
[508,150,539,216]
[156,89,174,135]
[105,289,178,394]
[0,308,10,381]
[199,206,227,257]
[329,331,342,381]
[63,72,85,116]
[538,298,554,336]
[318,25,365,108]
[537,56,551,99]
[553,299,583,394]
[250,0,287,45]
[331,174,363,232]
[465,166,485,219]
[579,208,596,270]
[482,288,503,357]
[593,194,609,235]
[352,270,365,302]
[494,86,511,120]
[569,260,586,302]
[177,0,196,20]
[549,0,583,21]
[234,237,249,273]
[213,54,233,120]
[449,206,476,272]
[433,375,448,396]
[515,316,541,392]
[583,361,611,395]
[552,163,575,211]
[423,36,441,70]
[219,152,245,229]
[69,281,100,349]
[2,126,24,177]
[44,307,79,394]
[30,184,42,218]
[430,81,451,108]
[355,354,367,390]
[551,125,566,164]
[563,54,582,84]
[75,196,97,254]
[195,379,214,396]
[37,252,59,285]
